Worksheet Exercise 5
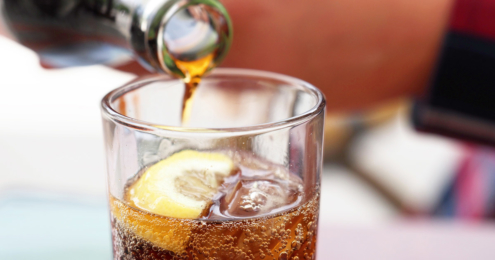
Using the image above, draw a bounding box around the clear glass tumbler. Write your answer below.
[101,68,325,260]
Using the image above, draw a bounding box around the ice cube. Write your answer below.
[222,179,301,217]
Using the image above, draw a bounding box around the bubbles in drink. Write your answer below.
[226,180,291,214]
[206,153,304,219]
[110,151,319,260]
[110,194,319,260]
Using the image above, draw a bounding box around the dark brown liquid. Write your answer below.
[176,53,214,126]
[110,152,319,260]
[110,193,318,260]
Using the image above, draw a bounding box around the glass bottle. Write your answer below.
[0,0,232,78]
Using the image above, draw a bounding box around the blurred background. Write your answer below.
[2,0,495,259]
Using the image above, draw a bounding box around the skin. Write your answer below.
[0,0,453,112]
[220,0,453,111]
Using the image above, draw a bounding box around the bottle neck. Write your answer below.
[88,0,233,77]
[0,0,232,76]
[120,0,233,78]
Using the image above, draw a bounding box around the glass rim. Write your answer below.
[101,68,326,136]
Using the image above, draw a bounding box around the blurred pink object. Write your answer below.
[317,221,495,259]
[435,146,495,220]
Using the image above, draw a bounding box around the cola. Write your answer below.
[109,151,319,260]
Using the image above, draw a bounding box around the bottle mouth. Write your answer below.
[154,0,232,79]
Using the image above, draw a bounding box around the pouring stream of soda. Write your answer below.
[162,5,220,126]
[175,53,214,126]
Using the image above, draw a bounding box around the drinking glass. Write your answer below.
[101,68,325,260]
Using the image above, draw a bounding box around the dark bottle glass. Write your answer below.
[0,0,232,78]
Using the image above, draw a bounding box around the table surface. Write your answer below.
[2,191,495,260]
[318,222,495,260]
[1,35,494,260]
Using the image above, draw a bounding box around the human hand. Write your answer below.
[220,0,452,111]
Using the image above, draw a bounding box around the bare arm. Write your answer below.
[220,0,452,111]
[0,0,452,111]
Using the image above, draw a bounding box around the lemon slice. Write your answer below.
[128,150,235,219]
[110,196,191,254]
[110,150,234,254]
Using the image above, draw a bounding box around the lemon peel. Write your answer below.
[128,150,234,219]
